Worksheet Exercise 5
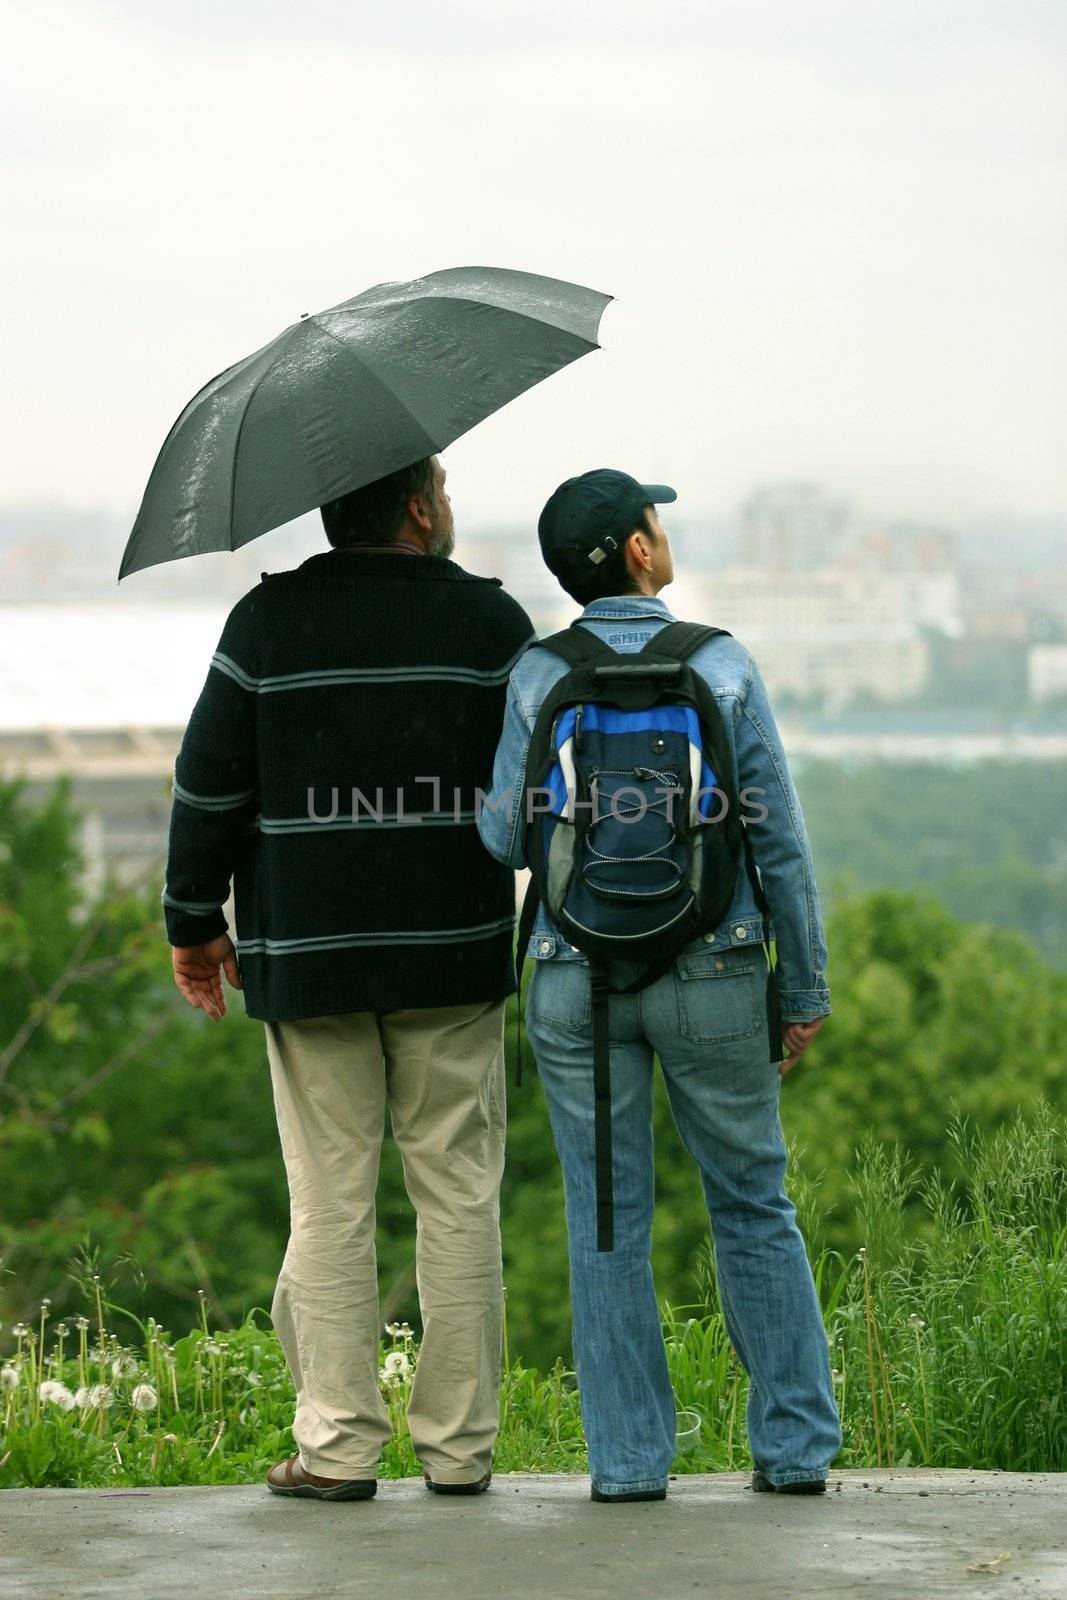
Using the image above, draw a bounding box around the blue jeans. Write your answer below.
[525,941,842,1496]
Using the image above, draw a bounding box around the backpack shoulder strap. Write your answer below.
[531,623,621,670]
[637,620,731,662]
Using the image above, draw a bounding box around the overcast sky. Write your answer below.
[2,0,1064,556]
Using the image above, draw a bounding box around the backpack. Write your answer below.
[514,619,783,1251]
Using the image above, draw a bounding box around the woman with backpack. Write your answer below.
[477,468,841,1503]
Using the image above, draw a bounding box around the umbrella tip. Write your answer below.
[300,311,309,319]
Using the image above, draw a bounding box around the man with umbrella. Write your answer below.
[128,269,611,1501]
[163,454,533,1498]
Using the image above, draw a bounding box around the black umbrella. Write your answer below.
[118,266,612,579]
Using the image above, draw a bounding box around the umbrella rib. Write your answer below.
[311,320,440,460]
[226,339,293,547]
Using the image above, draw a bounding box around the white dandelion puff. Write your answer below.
[111,1353,138,1379]
[383,1352,412,1379]
[74,1386,90,1407]
[130,1383,158,1412]
[1,1365,20,1391]
[39,1381,76,1411]
[87,1384,114,1409]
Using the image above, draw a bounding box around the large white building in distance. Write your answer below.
[529,482,963,712]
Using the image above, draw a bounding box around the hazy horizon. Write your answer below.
[3,0,1064,542]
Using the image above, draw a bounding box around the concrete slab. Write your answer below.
[1,1470,1064,1600]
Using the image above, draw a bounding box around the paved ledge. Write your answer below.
[3,1469,1065,1600]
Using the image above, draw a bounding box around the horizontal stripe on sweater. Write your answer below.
[235,914,515,955]
[210,643,528,694]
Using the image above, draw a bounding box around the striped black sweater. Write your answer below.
[162,548,535,1021]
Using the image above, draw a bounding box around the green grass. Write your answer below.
[2,1105,1065,1487]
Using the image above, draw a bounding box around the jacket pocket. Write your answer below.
[675,944,762,1043]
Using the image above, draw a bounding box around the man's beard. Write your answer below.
[425,514,455,558]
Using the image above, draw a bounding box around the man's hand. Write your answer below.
[779,1016,826,1076]
[171,934,243,1021]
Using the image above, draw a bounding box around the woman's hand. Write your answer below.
[779,1016,825,1076]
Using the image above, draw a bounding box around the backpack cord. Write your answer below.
[513,875,542,1088]
[590,961,615,1252]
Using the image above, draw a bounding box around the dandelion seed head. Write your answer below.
[74,1386,90,1406]
[39,1380,75,1411]
[112,1353,139,1379]
[383,1351,412,1378]
[11,1323,29,1338]
[1,1366,19,1392]
[87,1384,114,1409]
[130,1383,158,1412]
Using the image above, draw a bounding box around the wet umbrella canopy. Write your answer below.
[118,266,613,579]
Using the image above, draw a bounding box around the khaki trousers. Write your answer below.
[264,999,507,1482]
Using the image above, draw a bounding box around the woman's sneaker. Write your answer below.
[752,1469,826,1495]
[423,1470,492,1495]
[591,1486,667,1502]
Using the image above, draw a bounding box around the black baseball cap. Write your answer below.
[538,468,677,594]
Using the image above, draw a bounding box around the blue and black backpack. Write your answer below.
[515,619,783,1250]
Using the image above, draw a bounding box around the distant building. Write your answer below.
[1029,644,1067,704]
[836,520,962,637]
[0,605,223,898]
[738,483,851,571]
[686,567,929,711]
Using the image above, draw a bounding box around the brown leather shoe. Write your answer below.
[267,1452,377,1501]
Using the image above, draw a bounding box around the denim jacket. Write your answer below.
[477,593,831,1020]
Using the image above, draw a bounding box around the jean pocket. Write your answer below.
[675,946,762,1043]
[527,958,592,1033]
